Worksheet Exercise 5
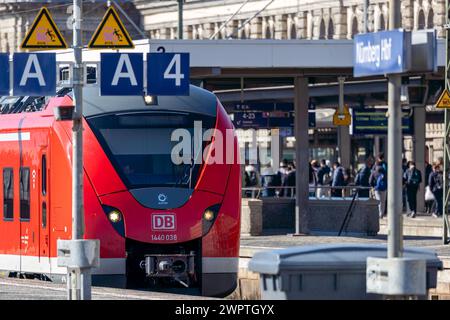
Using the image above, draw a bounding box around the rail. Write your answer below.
[242,185,375,200]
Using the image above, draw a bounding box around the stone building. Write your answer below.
[134,0,446,40]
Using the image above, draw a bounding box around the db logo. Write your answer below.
[152,214,176,231]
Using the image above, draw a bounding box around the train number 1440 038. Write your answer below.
[151,234,177,241]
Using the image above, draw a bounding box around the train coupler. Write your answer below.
[140,252,196,287]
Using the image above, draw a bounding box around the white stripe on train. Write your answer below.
[0,132,30,142]
[0,255,238,275]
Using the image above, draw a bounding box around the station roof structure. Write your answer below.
[53,38,446,108]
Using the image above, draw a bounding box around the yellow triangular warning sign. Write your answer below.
[20,7,68,50]
[436,89,450,109]
[88,7,134,49]
[333,105,352,126]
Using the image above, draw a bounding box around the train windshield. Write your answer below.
[87,112,215,189]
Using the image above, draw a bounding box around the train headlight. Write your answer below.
[143,94,158,106]
[203,209,215,221]
[103,205,125,237]
[108,210,122,223]
[202,204,221,235]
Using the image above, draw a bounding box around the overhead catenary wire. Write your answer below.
[108,0,148,39]
[226,0,276,39]
[209,0,250,40]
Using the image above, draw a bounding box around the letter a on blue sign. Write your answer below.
[13,53,56,96]
[0,54,10,95]
[147,53,189,96]
[101,53,143,96]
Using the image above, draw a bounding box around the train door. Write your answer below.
[39,151,50,262]
[19,163,38,272]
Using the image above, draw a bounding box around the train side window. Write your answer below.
[42,202,47,229]
[42,155,47,196]
[19,167,30,221]
[3,168,13,220]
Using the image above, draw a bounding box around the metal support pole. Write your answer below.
[363,0,369,33]
[387,0,403,259]
[293,77,309,235]
[70,0,89,300]
[443,0,450,244]
[178,0,184,39]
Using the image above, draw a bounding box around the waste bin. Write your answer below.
[248,244,442,300]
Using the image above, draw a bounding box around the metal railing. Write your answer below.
[242,185,375,200]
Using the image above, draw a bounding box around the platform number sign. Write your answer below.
[100,53,143,96]
[0,54,9,95]
[13,53,56,96]
[147,53,190,96]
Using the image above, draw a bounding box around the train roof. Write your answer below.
[77,85,218,118]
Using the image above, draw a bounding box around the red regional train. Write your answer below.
[0,85,241,297]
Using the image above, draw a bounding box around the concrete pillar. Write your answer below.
[413,107,426,213]
[274,15,287,39]
[433,0,446,37]
[306,12,313,39]
[312,11,322,39]
[202,23,214,39]
[337,124,351,169]
[294,77,309,234]
[401,0,414,31]
[332,6,347,39]
[159,28,170,39]
[250,17,262,39]
[297,12,307,39]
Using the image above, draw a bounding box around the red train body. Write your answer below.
[0,85,241,297]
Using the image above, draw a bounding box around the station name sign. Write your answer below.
[353,30,411,77]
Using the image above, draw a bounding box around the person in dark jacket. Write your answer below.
[403,161,422,218]
[355,157,373,197]
[402,158,408,212]
[282,164,296,197]
[429,164,444,218]
[372,153,387,174]
[331,161,345,197]
[369,165,387,218]
[316,159,331,198]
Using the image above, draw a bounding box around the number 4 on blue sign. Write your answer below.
[147,53,190,96]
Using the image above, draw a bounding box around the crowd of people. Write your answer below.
[243,152,445,220]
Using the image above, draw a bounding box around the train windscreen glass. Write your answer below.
[87,112,215,189]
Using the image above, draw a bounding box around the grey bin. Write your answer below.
[248,244,442,300]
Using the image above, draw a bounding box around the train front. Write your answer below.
[80,85,241,297]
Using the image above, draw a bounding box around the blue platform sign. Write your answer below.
[353,30,411,77]
[101,53,143,96]
[0,54,9,95]
[13,53,56,96]
[147,53,190,96]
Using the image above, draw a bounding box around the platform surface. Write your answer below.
[0,277,215,300]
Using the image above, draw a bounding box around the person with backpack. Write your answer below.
[369,165,387,219]
[429,164,444,218]
[355,157,373,198]
[403,161,422,218]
